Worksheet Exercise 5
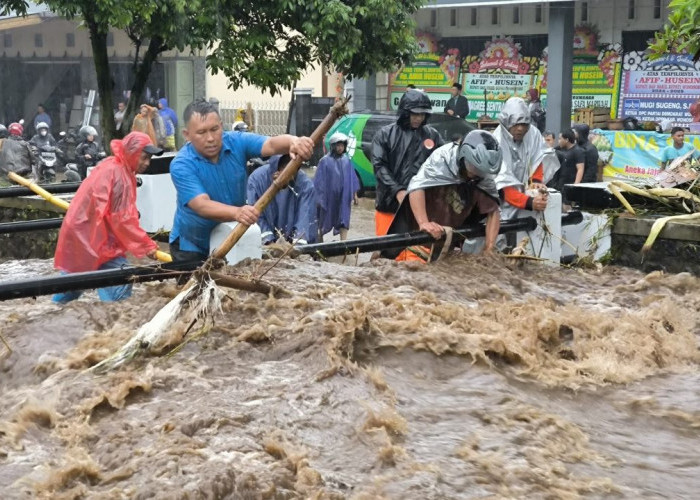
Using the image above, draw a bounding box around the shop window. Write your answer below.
[535,4,543,23]
[3,33,11,48]
[491,7,499,25]
[512,6,520,24]
[470,8,477,26]
[628,0,635,20]
[581,2,588,22]
[34,33,43,48]
[66,33,75,47]
[107,32,114,47]
[450,9,457,27]
[653,0,662,19]
[430,10,437,28]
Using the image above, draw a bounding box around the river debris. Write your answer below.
[608,150,700,251]
[91,98,349,372]
[0,328,11,358]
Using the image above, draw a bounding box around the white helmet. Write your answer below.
[329,132,348,146]
[36,121,49,131]
[232,121,248,132]
[79,125,98,141]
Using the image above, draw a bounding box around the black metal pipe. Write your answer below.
[0,259,203,301]
[296,216,538,257]
[0,213,583,301]
[561,210,584,226]
[0,182,81,199]
[0,218,63,234]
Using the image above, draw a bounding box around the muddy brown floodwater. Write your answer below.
[1,200,700,499]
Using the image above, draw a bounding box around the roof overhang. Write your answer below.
[0,13,43,30]
[0,1,53,29]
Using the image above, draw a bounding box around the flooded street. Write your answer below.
[1,201,700,498]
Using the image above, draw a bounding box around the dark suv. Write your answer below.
[323,111,474,192]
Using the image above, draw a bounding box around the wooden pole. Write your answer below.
[211,96,349,261]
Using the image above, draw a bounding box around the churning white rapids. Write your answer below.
[1,251,700,499]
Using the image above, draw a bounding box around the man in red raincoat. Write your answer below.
[53,131,163,303]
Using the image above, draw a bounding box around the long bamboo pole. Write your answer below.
[8,171,70,210]
[8,171,172,263]
[210,97,350,261]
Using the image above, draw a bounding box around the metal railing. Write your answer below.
[218,100,289,136]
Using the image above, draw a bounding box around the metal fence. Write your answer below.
[218,100,290,136]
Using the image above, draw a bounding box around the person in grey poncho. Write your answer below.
[384,130,503,257]
[492,97,558,221]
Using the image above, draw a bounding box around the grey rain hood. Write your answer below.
[493,98,555,219]
[407,142,499,201]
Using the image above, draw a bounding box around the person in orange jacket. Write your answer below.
[131,104,161,146]
[493,97,558,222]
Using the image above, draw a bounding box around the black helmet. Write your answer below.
[232,121,248,132]
[457,130,502,176]
[399,89,433,115]
[623,117,638,131]
[0,124,7,139]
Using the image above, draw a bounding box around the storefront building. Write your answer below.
[360,0,700,136]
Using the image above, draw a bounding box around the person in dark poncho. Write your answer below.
[314,132,360,242]
[371,89,444,235]
[573,124,599,182]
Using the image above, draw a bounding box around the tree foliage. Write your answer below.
[648,0,700,60]
[0,0,28,16]
[2,0,424,145]
[206,0,424,94]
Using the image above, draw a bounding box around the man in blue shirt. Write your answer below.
[661,127,698,169]
[33,104,52,133]
[169,99,314,262]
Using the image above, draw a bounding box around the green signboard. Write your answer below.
[463,73,535,120]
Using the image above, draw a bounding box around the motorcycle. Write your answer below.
[32,145,62,183]
[56,129,79,170]
[77,150,107,179]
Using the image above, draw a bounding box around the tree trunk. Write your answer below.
[123,36,165,135]
[85,16,115,153]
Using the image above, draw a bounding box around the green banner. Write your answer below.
[540,46,622,117]
[393,55,454,88]
[463,73,535,120]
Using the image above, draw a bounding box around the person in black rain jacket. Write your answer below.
[371,89,444,234]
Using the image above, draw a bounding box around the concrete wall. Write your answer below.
[0,17,183,59]
[206,62,330,104]
[368,1,668,111]
[0,16,203,131]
